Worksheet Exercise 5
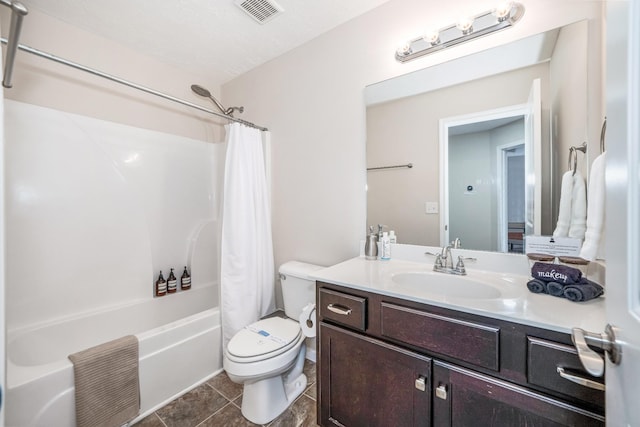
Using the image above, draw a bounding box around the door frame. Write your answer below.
[496,140,525,252]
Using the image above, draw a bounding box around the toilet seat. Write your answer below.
[226,317,302,363]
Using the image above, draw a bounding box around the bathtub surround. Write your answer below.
[221,123,275,345]
[5,100,224,426]
[4,100,221,329]
[68,335,140,427]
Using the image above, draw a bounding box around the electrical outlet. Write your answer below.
[425,202,439,214]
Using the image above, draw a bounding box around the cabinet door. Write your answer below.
[432,361,605,427]
[319,323,431,427]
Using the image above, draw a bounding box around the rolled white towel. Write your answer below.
[580,152,606,260]
[568,170,586,240]
[553,170,574,237]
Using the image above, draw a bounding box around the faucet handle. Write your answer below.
[455,256,466,274]
[434,254,444,268]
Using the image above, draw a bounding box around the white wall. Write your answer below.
[0,8,225,142]
[449,131,494,251]
[223,1,605,295]
[550,20,590,223]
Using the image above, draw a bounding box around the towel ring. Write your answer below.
[568,142,587,176]
[600,117,607,153]
[569,148,578,176]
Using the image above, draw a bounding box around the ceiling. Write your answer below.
[20,0,391,88]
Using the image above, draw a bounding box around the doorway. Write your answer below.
[440,105,530,252]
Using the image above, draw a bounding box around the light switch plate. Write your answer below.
[425,202,439,214]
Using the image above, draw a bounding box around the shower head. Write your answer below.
[190,84,244,117]
[190,84,212,97]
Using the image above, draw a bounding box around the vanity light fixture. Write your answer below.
[395,2,525,63]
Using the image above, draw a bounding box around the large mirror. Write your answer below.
[365,20,599,252]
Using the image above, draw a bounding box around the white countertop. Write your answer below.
[311,256,606,335]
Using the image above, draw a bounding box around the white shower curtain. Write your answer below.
[221,123,275,346]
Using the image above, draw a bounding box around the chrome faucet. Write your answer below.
[433,239,466,275]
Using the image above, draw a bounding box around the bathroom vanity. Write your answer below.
[313,255,606,427]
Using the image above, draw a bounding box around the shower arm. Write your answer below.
[207,93,233,116]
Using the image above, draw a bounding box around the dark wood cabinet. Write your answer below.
[432,361,604,427]
[317,281,605,427]
[319,323,431,427]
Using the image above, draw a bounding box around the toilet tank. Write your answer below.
[279,261,324,319]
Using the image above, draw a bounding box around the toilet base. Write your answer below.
[240,346,308,424]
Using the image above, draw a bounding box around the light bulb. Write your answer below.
[396,42,413,56]
[456,16,474,35]
[424,30,440,46]
[493,1,513,21]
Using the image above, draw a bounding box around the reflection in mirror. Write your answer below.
[365,20,595,253]
[445,114,526,253]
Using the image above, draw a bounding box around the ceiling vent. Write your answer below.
[235,0,284,24]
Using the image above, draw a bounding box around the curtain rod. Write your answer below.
[0,37,269,131]
[0,0,28,88]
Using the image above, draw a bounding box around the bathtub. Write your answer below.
[6,285,223,427]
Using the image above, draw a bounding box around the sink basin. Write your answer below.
[391,271,503,299]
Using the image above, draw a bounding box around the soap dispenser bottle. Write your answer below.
[167,268,177,293]
[180,266,191,290]
[365,226,379,260]
[381,232,391,260]
[155,271,167,297]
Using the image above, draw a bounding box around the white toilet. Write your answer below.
[223,261,323,424]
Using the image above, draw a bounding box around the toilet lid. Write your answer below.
[227,317,302,359]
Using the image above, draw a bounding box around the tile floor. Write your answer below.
[135,359,318,427]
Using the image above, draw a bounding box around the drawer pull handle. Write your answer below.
[435,385,448,400]
[327,303,352,316]
[556,367,605,391]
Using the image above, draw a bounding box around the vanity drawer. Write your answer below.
[318,288,367,331]
[527,337,605,409]
[380,302,500,371]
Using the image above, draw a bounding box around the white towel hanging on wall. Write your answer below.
[580,152,607,260]
[553,171,574,237]
[568,171,587,240]
[553,171,586,239]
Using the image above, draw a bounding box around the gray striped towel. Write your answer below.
[68,335,140,427]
